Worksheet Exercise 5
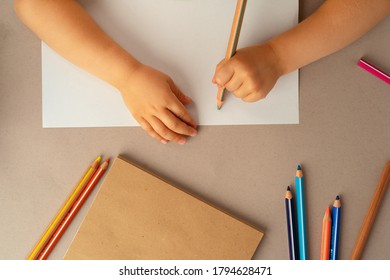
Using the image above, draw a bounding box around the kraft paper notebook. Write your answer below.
[64,156,264,260]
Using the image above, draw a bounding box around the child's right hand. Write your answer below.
[212,43,283,103]
[118,64,197,144]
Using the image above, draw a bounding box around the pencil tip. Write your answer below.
[287,186,291,191]
[217,99,224,110]
[96,155,102,162]
[336,195,340,200]
[297,165,301,170]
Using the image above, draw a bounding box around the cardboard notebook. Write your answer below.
[64,156,263,259]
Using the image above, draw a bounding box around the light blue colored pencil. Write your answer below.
[295,165,308,259]
[330,195,341,260]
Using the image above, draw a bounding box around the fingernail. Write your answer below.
[190,130,197,137]
[160,139,168,144]
[178,138,186,145]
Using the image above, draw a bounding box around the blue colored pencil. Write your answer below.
[330,195,341,260]
[285,186,299,260]
[295,165,308,259]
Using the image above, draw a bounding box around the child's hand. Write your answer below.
[119,64,197,144]
[212,43,283,102]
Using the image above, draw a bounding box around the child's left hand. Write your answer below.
[212,43,283,102]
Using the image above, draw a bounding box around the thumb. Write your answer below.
[212,59,233,87]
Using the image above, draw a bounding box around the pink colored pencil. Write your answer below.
[357,59,390,85]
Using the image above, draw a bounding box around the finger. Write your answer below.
[138,117,169,144]
[224,74,244,93]
[242,91,268,102]
[170,82,192,105]
[212,59,226,84]
[231,82,250,99]
[160,108,197,137]
[167,87,197,129]
[149,116,187,144]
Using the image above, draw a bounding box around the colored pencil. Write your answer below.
[27,156,101,260]
[37,158,110,260]
[295,165,308,259]
[330,196,341,260]
[320,206,332,260]
[357,59,390,85]
[350,160,390,259]
[216,0,247,110]
[285,186,299,260]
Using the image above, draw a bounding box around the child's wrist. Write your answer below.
[111,54,142,91]
[265,41,288,77]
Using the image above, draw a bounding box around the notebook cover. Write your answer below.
[64,156,263,259]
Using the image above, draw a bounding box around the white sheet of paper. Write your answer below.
[42,0,299,128]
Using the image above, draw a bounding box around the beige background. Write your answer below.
[1,0,389,260]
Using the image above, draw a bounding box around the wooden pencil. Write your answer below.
[216,0,247,109]
[285,186,299,260]
[357,59,390,85]
[330,196,341,260]
[320,206,332,260]
[350,160,390,259]
[27,156,101,260]
[295,165,308,260]
[37,158,110,260]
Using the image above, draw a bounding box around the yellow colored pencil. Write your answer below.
[27,155,101,260]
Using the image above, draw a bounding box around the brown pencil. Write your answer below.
[350,160,390,259]
[216,0,247,109]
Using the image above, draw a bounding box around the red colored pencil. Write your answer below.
[37,158,110,260]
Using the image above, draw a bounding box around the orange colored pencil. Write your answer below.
[27,156,101,260]
[216,0,247,109]
[320,206,332,260]
[350,160,390,259]
[37,158,110,260]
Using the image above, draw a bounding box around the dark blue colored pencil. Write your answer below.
[285,186,299,260]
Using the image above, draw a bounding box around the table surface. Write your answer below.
[1,1,390,260]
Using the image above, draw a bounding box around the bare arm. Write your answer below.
[213,0,390,102]
[15,0,197,144]
[271,0,390,74]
